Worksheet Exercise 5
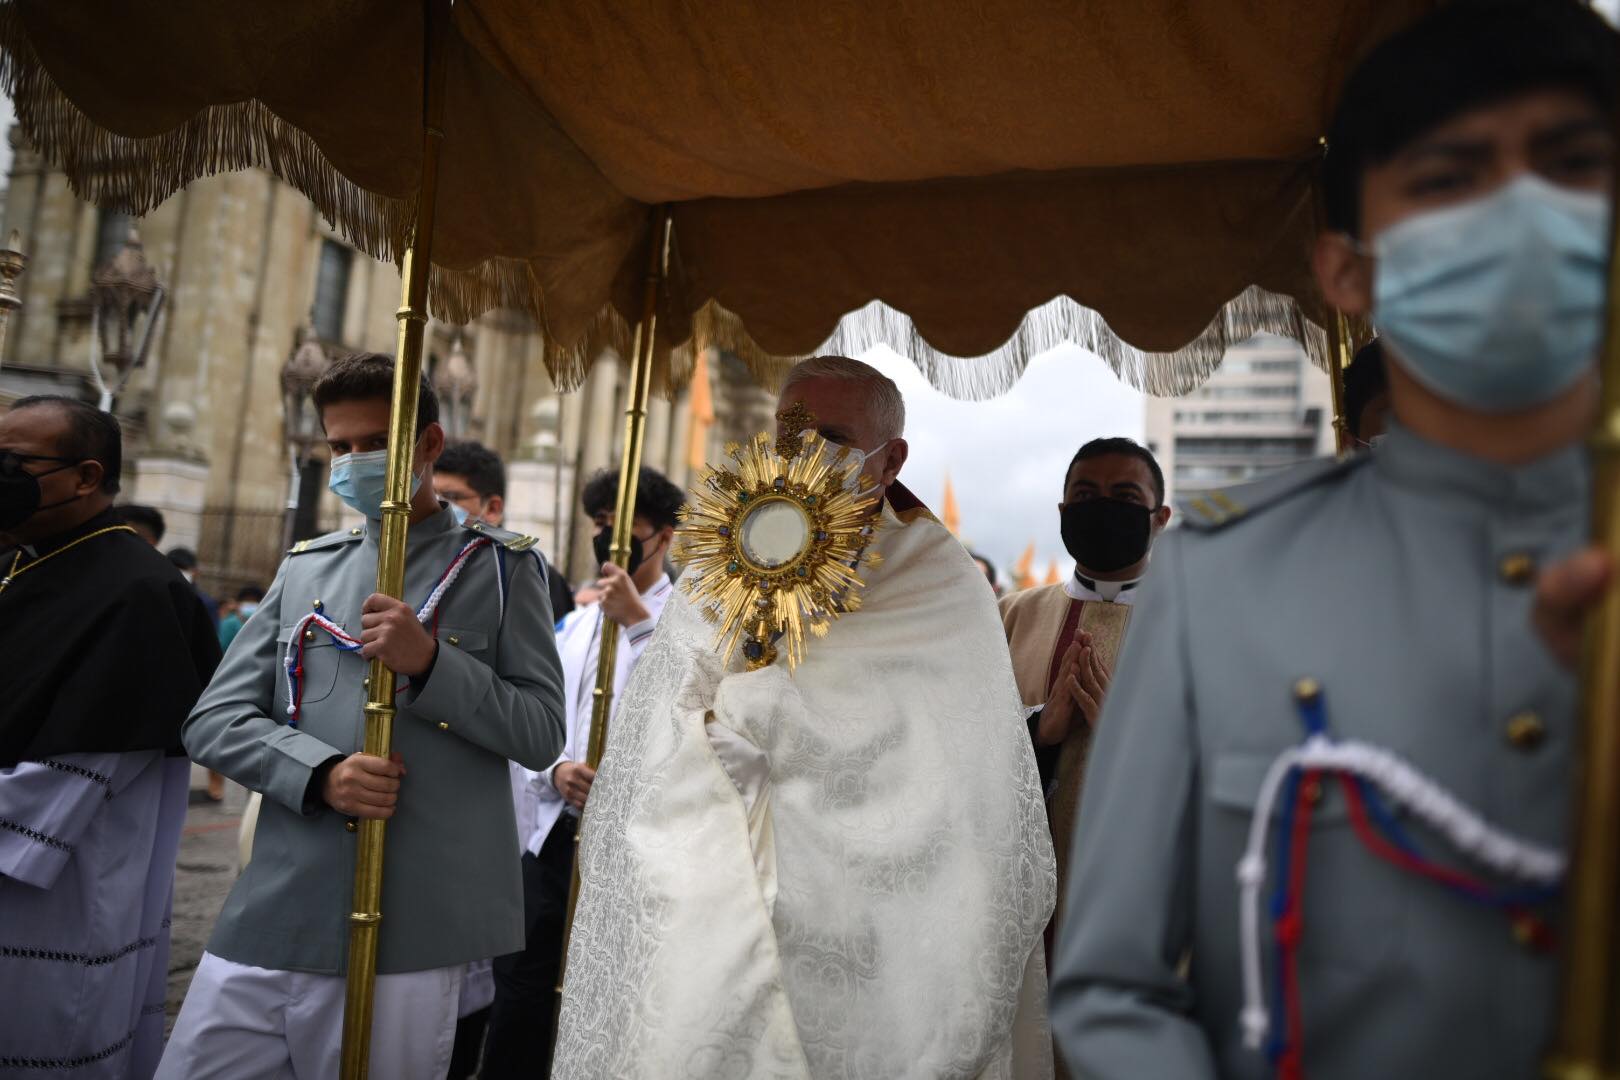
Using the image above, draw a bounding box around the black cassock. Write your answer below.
[0,507,221,766]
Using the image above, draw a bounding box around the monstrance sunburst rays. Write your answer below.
[675,413,882,672]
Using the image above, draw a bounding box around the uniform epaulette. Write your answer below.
[460,519,542,552]
[1177,453,1371,533]
[287,525,367,555]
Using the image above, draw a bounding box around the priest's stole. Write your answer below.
[1049,600,1131,926]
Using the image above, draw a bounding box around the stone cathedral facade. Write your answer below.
[0,128,776,594]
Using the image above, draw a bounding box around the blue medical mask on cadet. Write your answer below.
[1369,173,1609,412]
[328,448,423,520]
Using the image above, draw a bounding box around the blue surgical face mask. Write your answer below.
[328,449,423,520]
[448,501,469,525]
[1369,174,1610,413]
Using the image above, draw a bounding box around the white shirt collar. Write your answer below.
[1064,571,1142,605]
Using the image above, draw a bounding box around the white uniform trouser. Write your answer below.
[157,951,462,1080]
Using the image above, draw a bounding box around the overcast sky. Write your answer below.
[858,343,1143,586]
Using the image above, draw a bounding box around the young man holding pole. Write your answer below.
[1051,3,1615,1077]
[160,352,565,1079]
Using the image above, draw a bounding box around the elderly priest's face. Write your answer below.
[776,377,908,498]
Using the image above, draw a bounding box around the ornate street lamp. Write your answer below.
[89,223,166,413]
[0,230,28,370]
[280,318,331,549]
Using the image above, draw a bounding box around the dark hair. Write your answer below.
[581,466,686,530]
[1066,437,1165,506]
[311,352,439,437]
[166,546,199,571]
[437,440,506,499]
[969,551,998,588]
[10,394,122,494]
[1343,340,1389,442]
[1324,0,1618,235]
[117,504,165,543]
[236,584,266,603]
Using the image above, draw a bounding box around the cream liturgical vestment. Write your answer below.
[554,496,1056,1080]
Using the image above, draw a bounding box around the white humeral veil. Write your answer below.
[554,501,1056,1080]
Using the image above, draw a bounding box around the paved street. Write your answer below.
[167,766,248,1031]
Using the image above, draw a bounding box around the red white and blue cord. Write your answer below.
[1236,716,1565,1077]
[282,537,493,726]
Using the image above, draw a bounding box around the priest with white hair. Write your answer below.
[554,355,1056,1080]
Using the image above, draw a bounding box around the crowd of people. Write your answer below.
[1,1,1616,1076]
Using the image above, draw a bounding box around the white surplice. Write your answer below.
[509,575,672,857]
[0,750,189,1078]
[554,502,1056,1080]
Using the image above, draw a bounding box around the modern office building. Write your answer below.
[1143,334,1334,506]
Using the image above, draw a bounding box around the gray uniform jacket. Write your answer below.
[184,507,566,975]
[1050,425,1586,1079]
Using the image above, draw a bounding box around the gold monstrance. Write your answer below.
[676,403,882,671]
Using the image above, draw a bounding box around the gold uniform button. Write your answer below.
[1505,711,1547,750]
[349,527,362,536]
[312,598,324,612]
[303,629,316,642]
[1498,553,1536,586]
[438,721,450,732]
[447,635,460,647]
[345,819,358,833]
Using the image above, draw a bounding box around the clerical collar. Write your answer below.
[1066,571,1141,604]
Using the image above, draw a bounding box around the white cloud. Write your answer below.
[858,342,1145,587]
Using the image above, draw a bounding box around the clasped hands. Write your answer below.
[1035,631,1112,747]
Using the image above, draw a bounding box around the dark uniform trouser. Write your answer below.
[482,814,577,1079]
[448,1007,491,1079]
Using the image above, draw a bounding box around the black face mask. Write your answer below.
[593,529,651,576]
[1060,498,1154,574]
[0,457,80,531]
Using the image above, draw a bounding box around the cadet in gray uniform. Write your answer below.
[161,353,565,1079]
[1050,4,1615,1078]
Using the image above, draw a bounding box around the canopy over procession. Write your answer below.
[3,1,1620,1079]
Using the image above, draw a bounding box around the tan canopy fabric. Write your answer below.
[0,0,1429,394]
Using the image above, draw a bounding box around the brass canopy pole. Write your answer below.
[1328,311,1353,454]
[554,205,673,999]
[339,2,450,1077]
[1546,177,1620,1080]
